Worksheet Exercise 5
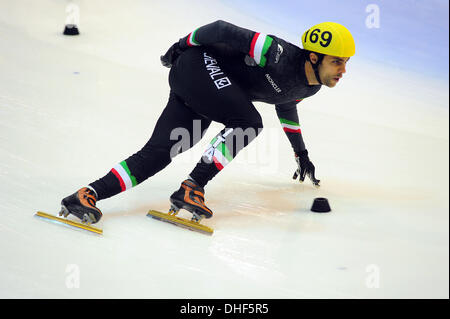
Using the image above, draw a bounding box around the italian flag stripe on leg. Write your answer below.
[279,118,301,134]
[213,157,224,171]
[205,129,235,171]
[111,161,138,192]
[249,33,273,67]
[187,29,200,46]
[212,145,232,171]
[206,140,233,171]
[111,168,126,192]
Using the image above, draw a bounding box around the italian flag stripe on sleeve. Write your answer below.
[279,118,302,134]
[111,161,138,192]
[249,33,273,67]
[187,28,200,46]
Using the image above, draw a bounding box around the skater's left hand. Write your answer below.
[293,150,320,187]
[160,42,184,68]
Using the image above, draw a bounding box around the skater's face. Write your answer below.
[310,53,350,88]
[319,55,349,87]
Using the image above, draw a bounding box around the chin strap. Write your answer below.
[312,64,323,85]
[306,51,324,85]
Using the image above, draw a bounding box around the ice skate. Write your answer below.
[169,179,213,222]
[34,187,103,234]
[60,187,103,225]
[147,179,214,235]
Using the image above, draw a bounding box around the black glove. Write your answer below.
[293,150,320,187]
[160,42,184,68]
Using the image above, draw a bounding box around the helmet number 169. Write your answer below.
[304,29,333,48]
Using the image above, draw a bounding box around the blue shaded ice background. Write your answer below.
[222,0,449,80]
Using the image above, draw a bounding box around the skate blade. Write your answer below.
[34,211,103,235]
[147,210,213,236]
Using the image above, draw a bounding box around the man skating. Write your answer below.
[60,20,355,225]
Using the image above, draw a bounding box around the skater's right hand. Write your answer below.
[160,42,185,68]
[293,150,320,187]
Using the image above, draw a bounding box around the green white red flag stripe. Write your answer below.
[212,142,233,170]
[249,33,273,67]
[187,29,200,47]
[111,161,137,192]
[206,136,234,171]
[279,118,301,134]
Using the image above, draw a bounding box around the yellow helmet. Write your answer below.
[302,22,355,57]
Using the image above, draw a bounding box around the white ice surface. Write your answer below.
[0,0,448,298]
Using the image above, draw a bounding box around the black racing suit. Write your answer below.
[90,20,322,200]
